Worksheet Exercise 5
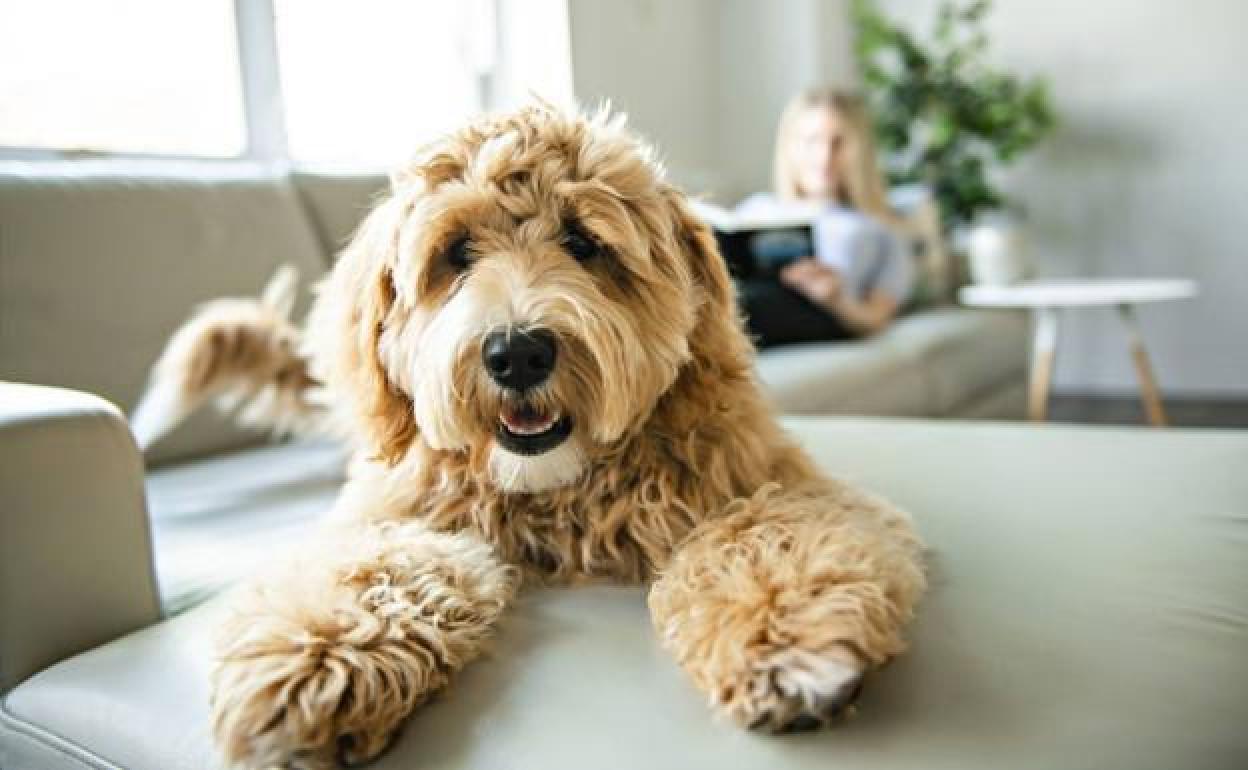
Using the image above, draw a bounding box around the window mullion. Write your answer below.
[474,0,502,112]
[234,0,288,163]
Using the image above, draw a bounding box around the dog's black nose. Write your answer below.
[482,329,556,391]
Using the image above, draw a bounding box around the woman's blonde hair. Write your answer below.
[773,87,898,224]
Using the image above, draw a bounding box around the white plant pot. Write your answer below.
[967,220,1030,286]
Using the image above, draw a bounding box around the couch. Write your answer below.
[0,166,1048,766]
[3,385,1245,769]
[0,166,1029,614]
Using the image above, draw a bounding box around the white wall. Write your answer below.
[566,0,722,193]
[566,0,854,201]
[876,0,1248,395]
[714,0,856,202]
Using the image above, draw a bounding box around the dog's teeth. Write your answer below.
[501,410,559,435]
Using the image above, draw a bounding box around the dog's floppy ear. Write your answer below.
[662,187,737,320]
[309,195,418,464]
[661,187,754,366]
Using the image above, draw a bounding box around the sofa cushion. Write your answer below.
[5,418,1245,770]
[146,439,346,615]
[883,306,1029,415]
[0,166,329,465]
[947,379,1027,420]
[756,306,1027,417]
[291,171,388,255]
[756,340,929,416]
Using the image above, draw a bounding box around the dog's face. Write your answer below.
[313,106,738,493]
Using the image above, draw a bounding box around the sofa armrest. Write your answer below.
[0,383,161,693]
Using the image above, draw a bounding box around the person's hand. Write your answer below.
[780,258,843,307]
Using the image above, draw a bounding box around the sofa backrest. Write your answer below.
[0,166,331,466]
[290,172,389,256]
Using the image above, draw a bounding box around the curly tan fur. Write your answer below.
[130,265,327,449]
[649,482,925,730]
[212,522,516,768]
[141,104,926,767]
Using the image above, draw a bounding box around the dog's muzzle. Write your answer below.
[483,328,573,455]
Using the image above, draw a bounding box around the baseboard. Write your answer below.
[1049,391,1248,428]
[1053,388,1248,403]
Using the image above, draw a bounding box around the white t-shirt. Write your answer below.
[735,193,914,304]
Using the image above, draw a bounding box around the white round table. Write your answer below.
[959,279,1198,426]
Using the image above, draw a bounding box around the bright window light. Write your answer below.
[494,0,575,113]
[275,1,488,169]
[0,0,573,165]
[0,0,246,157]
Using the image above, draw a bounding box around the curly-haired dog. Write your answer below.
[136,105,926,768]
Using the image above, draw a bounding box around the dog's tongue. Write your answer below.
[500,403,558,435]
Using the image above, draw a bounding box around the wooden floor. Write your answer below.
[1049,392,1248,429]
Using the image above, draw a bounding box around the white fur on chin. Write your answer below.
[488,438,585,493]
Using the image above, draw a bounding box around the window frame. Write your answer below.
[0,0,502,166]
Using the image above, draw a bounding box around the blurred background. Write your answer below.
[569,0,1247,407]
[2,0,1245,423]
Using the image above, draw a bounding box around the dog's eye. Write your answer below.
[561,228,599,262]
[446,237,473,271]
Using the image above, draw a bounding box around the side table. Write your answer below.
[959,279,1198,425]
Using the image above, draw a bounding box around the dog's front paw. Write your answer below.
[211,639,435,769]
[209,523,516,768]
[725,643,865,734]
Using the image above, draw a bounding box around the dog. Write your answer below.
[135,104,926,769]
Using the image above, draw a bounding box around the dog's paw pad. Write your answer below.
[737,645,865,733]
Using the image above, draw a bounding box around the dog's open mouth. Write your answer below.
[495,402,573,455]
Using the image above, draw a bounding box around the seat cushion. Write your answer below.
[146,439,346,615]
[757,340,929,416]
[946,378,1027,419]
[756,306,1027,417]
[0,167,330,465]
[4,418,1245,769]
[883,306,1029,415]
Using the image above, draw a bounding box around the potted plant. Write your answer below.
[852,0,1056,285]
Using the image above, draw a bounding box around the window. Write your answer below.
[0,0,573,166]
[0,0,246,157]
[275,1,490,168]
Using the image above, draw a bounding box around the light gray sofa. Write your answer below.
[0,166,1029,614]
[2,385,1245,769]
[3,169,1244,768]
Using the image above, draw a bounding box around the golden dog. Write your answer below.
[137,104,926,768]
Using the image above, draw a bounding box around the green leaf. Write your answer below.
[851,0,1056,228]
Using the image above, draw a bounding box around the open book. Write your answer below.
[688,200,815,279]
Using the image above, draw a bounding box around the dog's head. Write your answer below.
[311,105,746,492]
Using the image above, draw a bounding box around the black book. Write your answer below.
[690,201,815,279]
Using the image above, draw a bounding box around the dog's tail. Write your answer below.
[130,265,330,450]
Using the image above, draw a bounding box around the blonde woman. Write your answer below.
[737,87,914,347]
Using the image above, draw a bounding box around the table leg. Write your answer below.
[1028,307,1060,421]
[1116,303,1169,427]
